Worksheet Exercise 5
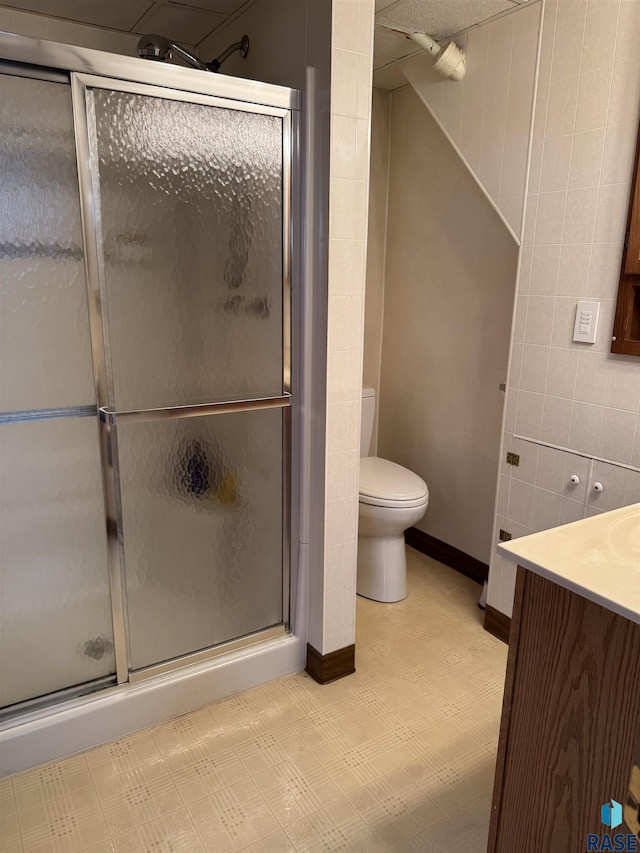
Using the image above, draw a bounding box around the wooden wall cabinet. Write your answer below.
[612,118,640,355]
[488,568,640,852]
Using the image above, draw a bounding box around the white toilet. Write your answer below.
[357,387,429,602]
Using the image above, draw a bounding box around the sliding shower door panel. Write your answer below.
[85,82,286,411]
[116,408,284,671]
[0,72,115,710]
[73,74,292,674]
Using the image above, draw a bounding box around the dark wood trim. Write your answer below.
[305,643,355,685]
[405,527,489,586]
[484,604,512,645]
[612,111,640,355]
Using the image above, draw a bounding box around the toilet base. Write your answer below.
[356,532,407,602]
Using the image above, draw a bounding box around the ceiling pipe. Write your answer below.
[380,25,466,81]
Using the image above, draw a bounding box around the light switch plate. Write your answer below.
[573,300,600,344]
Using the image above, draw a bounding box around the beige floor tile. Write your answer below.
[362,707,440,764]
[0,811,23,853]
[402,744,481,814]
[287,702,361,747]
[165,738,248,803]
[13,754,94,813]
[0,776,16,813]
[95,762,183,836]
[311,726,399,795]
[209,690,280,732]
[111,807,205,852]
[226,716,308,775]
[187,778,280,851]
[347,767,443,848]
[253,752,342,827]
[18,786,109,853]
[86,731,163,783]
[285,798,387,853]
[239,829,298,853]
[77,841,115,853]
[150,707,223,760]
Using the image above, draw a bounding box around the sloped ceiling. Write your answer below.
[374,0,532,90]
[0,0,257,47]
[1,0,534,88]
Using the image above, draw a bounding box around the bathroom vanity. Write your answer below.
[488,504,640,853]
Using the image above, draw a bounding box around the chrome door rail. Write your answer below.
[0,405,96,424]
[99,394,291,426]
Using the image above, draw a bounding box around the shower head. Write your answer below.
[136,34,250,73]
[137,33,173,61]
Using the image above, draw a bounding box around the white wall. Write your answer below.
[488,0,640,617]
[198,0,306,88]
[375,84,519,565]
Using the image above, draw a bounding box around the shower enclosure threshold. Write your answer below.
[0,631,304,778]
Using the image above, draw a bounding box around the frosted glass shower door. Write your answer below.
[77,77,291,673]
[0,71,115,709]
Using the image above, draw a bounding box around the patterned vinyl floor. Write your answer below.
[1,548,508,852]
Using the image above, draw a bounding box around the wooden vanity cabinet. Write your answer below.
[488,567,640,853]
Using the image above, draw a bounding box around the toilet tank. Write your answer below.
[361,387,375,457]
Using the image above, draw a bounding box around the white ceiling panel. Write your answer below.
[1,0,153,30]
[136,1,225,45]
[377,0,518,41]
[175,0,249,15]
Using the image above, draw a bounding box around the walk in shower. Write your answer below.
[0,34,302,767]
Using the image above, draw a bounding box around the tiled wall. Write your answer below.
[492,435,640,612]
[400,1,541,238]
[362,87,391,452]
[488,0,640,617]
[320,0,375,656]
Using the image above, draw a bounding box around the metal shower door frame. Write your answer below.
[70,71,297,684]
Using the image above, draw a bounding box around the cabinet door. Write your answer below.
[586,461,640,516]
[625,156,640,275]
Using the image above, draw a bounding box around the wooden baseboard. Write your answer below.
[305,643,355,685]
[484,604,512,644]
[405,527,489,586]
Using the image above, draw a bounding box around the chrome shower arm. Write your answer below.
[208,35,250,72]
[137,33,250,73]
[170,42,210,72]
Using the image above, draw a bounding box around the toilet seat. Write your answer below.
[359,457,428,509]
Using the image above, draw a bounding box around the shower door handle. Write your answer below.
[99,394,290,427]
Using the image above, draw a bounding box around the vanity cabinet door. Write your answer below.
[586,461,640,516]
[489,569,640,853]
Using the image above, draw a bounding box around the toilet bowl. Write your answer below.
[357,388,429,602]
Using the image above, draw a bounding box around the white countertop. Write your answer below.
[498,503,640,624]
